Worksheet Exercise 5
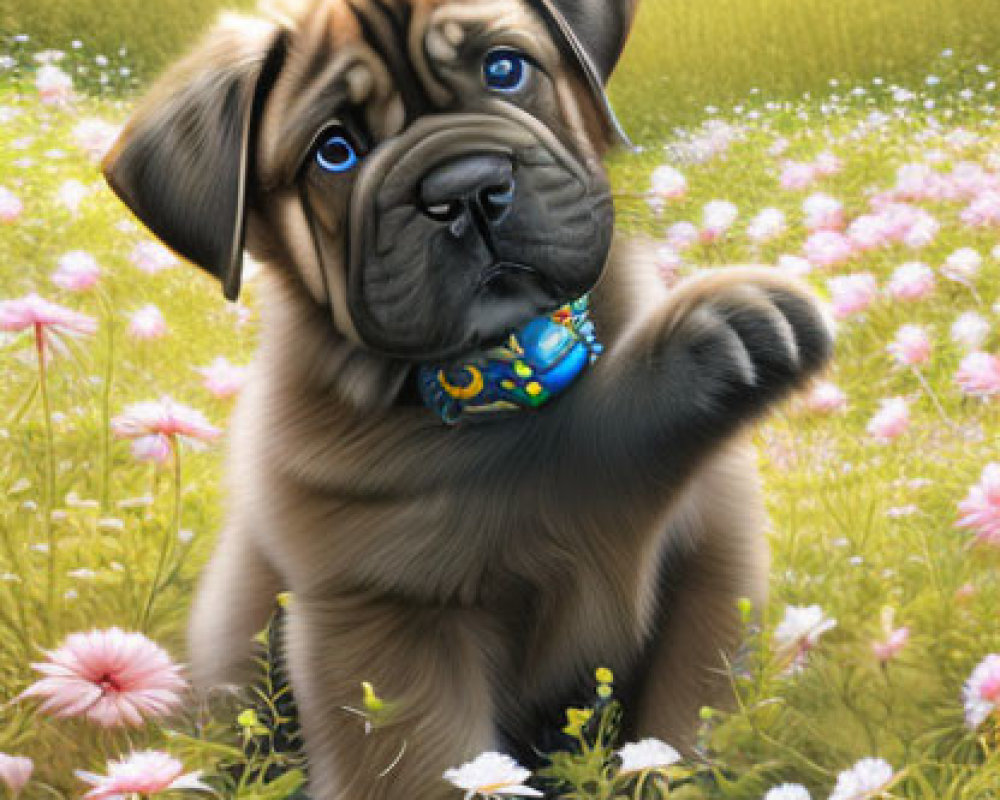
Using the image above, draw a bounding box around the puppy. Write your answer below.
[102,1,833,797]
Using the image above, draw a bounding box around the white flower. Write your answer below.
[963,653,1000,729]
[443,753,542,799]
[650,165,688,202]
[616,738,681,775]
[943,247,982,282]
[774,605,836,669]
[765,784,811,800]
[951,312,991,351]
[828,758,895,800]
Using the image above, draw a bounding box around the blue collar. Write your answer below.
[417,295,602,425]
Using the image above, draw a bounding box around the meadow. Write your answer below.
[1,3,1000,800]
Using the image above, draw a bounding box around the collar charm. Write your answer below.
[418,295,602,425]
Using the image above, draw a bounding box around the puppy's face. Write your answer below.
[104,0,636,360]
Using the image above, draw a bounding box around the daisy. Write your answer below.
[77,751,211,799]
[112,397,221,464]
[951,312,991,351]
[829,758,896,800]
[443,752,542,799]
[956,463,1000,546]
[774,605,836,669]
[942,247,982,283]
[0,293,97,355]
[764,784,811,800]
[805,231,854,268]
[616,739,681,775]
[701,200,739,242]
[963,653,1000,729]
[803,193,844,231]
[17,628,186,727]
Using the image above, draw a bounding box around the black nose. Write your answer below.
[419,154,516,234]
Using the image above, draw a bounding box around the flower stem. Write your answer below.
[140,442,181,630]
[911,366,952,425]
[35,324,57,631]
[99,291,115,511]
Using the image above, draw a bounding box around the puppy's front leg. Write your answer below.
[283,594,496,800]
[551,268,833,505]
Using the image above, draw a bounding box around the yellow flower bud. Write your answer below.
[595,667,614,685]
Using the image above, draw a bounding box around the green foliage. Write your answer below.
[611,0,1000,136]
[0,0,254,83]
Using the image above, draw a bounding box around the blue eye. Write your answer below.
[483,49,530,93]
[316,127,360,173]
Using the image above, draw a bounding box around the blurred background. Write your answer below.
[3,0,999,135]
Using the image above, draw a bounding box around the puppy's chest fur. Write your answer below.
[235,245,678,677]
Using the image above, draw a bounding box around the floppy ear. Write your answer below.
[530,0,639,147]
[102,15,287,301]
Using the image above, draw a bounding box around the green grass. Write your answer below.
[1,15,1000,800]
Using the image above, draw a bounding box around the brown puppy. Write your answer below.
[102,1,834,797]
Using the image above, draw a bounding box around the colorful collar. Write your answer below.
[417,295,602,425]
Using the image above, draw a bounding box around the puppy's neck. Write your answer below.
[258,270,411,412]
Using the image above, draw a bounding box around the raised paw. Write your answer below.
[655,267,835,420]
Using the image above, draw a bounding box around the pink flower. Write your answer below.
[112,397,221,464]
[956,463,1000,546]
[71,118,120,163]
[955,352,1000,397]
[666,221,700,252]
[197,357,249,400]
[887,325,932,367]
[780,161,817,191]
[649,165,688,203]
[846,215,892,251]
[76,751,211,799]
[52,251,101,292]
[654,246,682,284]
[130,241,179,274]
[962,191,1000,228]
[700,200,739,242]
[812,150,843,177]
[828,274,877,319]
[803,193,844,231]
[0,186,23,223]
[872,608,909,663]
[128,304,168,341]
[867,397,910,443]
[35,64,73,105]
[0,754,33,796]
[805,231,854,268]
[942,247,982,283]
[747,208,787,244]
[901,210,940,249]
[887,262,935,301]
[963,653,1000,729]
[0,293,97,354]
[17,628,186,727]
[805,380,847,413]
[951,312,991,350]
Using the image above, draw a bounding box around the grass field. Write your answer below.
[1,6,1000,800]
